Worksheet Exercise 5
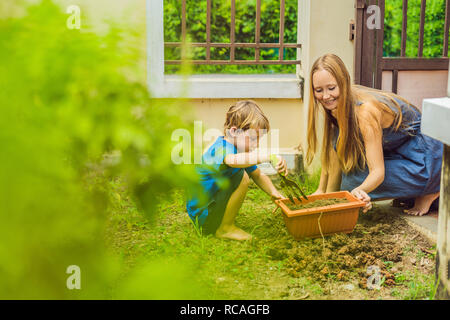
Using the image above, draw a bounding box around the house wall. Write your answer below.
[299,0,355,171]
[382,70,449,109]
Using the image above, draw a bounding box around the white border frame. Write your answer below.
[147,0,304,99]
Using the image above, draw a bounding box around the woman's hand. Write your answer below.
[351,188,372,213]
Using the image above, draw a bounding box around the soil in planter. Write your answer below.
[286,198,348,211]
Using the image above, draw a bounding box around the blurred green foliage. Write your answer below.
[164,0,298,74]
[0,0,207,299]
[2,0,446,300]
[384,0,448,57]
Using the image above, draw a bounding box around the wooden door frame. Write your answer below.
[354,0,450,92]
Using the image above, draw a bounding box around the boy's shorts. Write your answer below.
[202,169,245,235]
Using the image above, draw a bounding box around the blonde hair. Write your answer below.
[224,100,270,135]
[306,53,419,174]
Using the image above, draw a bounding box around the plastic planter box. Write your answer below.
[274,191,366,240]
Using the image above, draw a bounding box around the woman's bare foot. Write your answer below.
[215,225,252,241]
[404,192,440,216]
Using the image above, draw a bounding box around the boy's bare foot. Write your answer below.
[404,192,440,216]
[215,225,252,241]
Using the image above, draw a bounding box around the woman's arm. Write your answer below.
[313,147,341,194]
[350,106,385,213]
[356,108,385,194]
[313,169,328,194]
[325,147,342,192]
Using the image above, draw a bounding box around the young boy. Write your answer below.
[186,100,288,241]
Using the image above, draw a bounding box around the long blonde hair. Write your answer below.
[306,54,419,174]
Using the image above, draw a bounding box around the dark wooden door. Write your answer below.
[354,0,449,106]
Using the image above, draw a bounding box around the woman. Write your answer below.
[306,53,442,216]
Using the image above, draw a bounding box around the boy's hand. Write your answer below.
[270,190,285,201]
[311,189,324,196]
[351,188,372,213]
[270,154,288,176]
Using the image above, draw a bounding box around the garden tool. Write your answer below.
[270,154,308,204]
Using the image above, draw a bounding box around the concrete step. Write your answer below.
[375,200,438,245]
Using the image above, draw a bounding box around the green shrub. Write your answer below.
[384,0,448,57]
[163,0,449,75]
[0,0,205,299]
[164,0,298,74]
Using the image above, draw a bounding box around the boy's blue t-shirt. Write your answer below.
[186,136,257,226]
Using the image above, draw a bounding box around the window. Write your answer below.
[148,0,305,98]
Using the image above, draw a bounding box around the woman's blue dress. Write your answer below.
[336,94,443,200]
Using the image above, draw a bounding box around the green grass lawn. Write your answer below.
[105,173,437,300]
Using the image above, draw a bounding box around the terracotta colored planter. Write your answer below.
[274,191,366,240]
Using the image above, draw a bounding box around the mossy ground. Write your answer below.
[105,177,437,300]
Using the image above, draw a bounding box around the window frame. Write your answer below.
[147,0,306,99]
